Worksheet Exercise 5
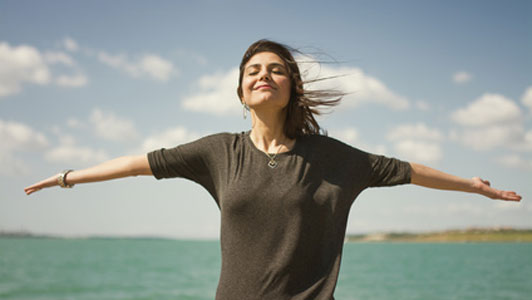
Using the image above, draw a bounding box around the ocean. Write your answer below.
[1,238,531,300]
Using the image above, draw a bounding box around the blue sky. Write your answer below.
[1,0,531,238]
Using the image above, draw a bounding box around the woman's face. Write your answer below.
[240,51,291,112]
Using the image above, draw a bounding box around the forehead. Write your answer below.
[245,51,285,68]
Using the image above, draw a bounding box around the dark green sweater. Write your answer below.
[148,131,411,300]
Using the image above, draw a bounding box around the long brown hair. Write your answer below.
[237,39,344,139]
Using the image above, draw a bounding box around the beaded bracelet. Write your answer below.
[58,169,75,188]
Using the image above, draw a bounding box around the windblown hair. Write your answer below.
[237,39,344,139]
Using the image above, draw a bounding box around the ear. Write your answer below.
[237,87,243,103]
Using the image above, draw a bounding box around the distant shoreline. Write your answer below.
[2,227,532,242]
[345,228,532,243]
[0,231,179,240]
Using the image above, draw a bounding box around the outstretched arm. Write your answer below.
[410,162,521,202]
[24,155,152,195]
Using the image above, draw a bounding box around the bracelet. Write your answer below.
[58,169,75,188]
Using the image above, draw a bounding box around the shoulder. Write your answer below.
[188,131,243,145]
[297,134,371,166]
[300,134,366,154]
[301,134,345,145]
[177,132,247,156]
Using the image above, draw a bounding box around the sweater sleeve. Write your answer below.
[366,154,411,187]
[147,134,222,186]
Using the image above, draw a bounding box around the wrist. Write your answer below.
[470,177,488,195]
[57,169,75,188]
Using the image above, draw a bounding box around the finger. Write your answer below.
[24,186,34,195]
[24,184,42,193]
[24,181,49,195]
[24,187,37,195]
[493,190,522,201]
[484,187,515,201]
[27,176,58,191]
[24,184,38,191]
[501,191,522,201]
[27,186,42,195]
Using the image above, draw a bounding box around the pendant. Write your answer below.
[268,160,278,168]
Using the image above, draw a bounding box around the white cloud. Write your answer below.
[44,51,75,66]
[45,136,109,165]
[139,55,174,81]
[492,200,525,211]
[0,41,88,97]
[97,51,175,82]
[0,119,48,151]
[329,127,388,155]
[452,71,472,84]
[496,154,532,170]
[393,140,442,163]
[386,123,444,163]
[387,123,443,141]
[63,37,79,52]
[0,151,30,176]
[140,126,200,152]
[0,41,51,97]
[450,93,532,151]
[0,119,49,176]
[415,100,430,111]
[521,86,532,113]
[451,124,528,151]
[526,129,532,145]
[451,93,522,126]
[43,50,88,88]
[67,118,83,128]
[55,73,88,87]
[331,127,359,144]
[89,108,139,142]
[98,52,135,72]
[181,67,241,115]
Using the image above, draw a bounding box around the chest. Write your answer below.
[218,152,351,222]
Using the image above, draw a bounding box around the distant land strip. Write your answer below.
[345,228,532,243]
[2,228,532,242]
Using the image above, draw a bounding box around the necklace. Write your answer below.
[265,145,283,169]
[249,132,288,169]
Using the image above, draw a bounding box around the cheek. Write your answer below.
[279,79,291,95]
[240,78,253,98]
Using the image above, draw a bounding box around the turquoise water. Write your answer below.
[336,243,532,300]
[1,238,531,300]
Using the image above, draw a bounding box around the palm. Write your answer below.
[472,177,521,202]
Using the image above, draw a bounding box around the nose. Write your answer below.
[258,68,271,81]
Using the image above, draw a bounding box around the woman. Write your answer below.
[25,40,521,300]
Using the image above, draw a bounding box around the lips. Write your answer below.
[255,84,273,90]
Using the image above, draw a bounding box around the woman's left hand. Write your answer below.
[409,163,522,202]
[471,177,522,201]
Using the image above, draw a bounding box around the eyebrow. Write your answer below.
[245,62,286,71]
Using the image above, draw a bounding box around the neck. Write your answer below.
[249,109,294,153]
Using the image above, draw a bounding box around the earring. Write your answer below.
[242,102,249,119]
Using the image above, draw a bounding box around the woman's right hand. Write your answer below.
[24,173,61,195]
[24,155,152,196]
